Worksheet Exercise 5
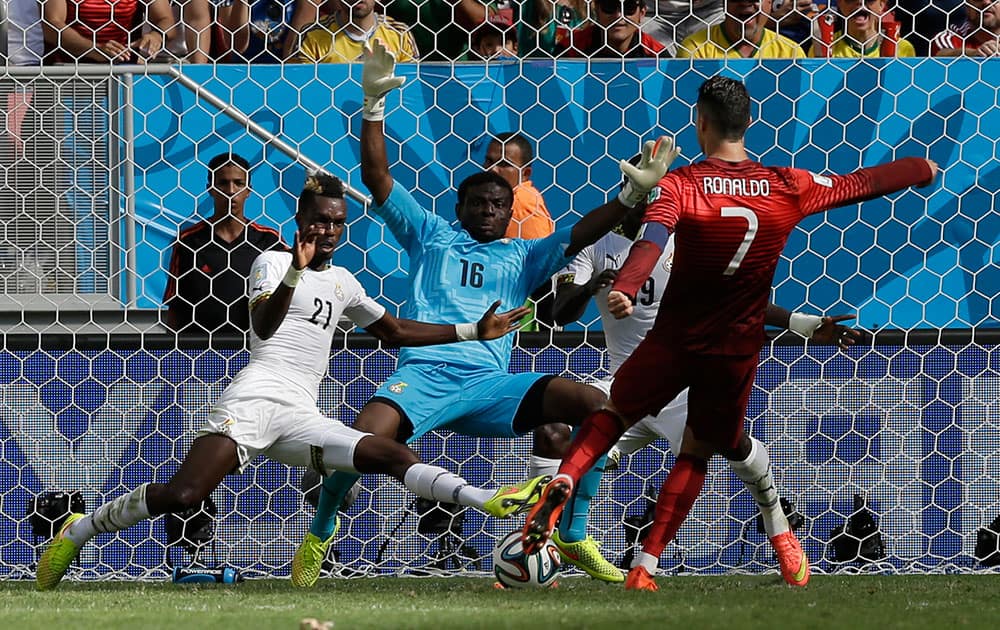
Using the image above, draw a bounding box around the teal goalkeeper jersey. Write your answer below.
[373,183,574,372]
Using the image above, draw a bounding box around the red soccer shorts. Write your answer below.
[610,335,759,451]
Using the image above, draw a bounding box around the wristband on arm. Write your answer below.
[611,239,665,301]
[282,266,304,288]
[788,312,823,338]
[362,95,387,122]
[455,323,478,341]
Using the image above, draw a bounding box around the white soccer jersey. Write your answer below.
[558,232,675,372]
[241,250,386,402]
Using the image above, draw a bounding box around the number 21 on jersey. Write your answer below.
[721,207,758,276]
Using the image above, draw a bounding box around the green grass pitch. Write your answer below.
[2,575,998,629]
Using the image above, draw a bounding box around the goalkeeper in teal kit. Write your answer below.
[292,41,682,587]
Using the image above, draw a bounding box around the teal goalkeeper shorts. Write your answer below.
[370,363,549,440]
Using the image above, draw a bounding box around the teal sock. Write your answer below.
[309,471,361,539]
[558,454,607,543]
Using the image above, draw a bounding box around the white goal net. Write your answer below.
[2,2,999,580]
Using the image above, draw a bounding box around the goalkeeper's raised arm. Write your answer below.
[359,41,406,206]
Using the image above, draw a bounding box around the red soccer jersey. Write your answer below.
[622,157,931,356]
[930,21,994,56]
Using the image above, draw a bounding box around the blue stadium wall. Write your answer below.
[130,59,1000,330]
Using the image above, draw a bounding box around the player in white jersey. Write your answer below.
[549,179,864,587]
[35,174,550,591]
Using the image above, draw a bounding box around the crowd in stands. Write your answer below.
[2,0,998,66]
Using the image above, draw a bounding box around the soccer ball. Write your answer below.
[492,530,561,588]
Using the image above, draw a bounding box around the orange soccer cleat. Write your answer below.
[624,566,658,592]
[520,475,573,554]
[770,530,810,587]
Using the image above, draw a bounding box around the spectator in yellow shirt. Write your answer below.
[809,0,916,57]
[677,0,805,58]
[291,0,419,63]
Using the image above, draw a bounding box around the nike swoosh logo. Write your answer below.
[252,285,265,291]
[792,555,809,583]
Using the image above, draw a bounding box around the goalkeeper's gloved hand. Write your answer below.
[362,41,406,122]
[618,136,681,208]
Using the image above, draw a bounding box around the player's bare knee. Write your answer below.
[581,383,607,413]
[720,433,752,461]
[533,423,572,458]
[354,402,402,439]
[354,435,418,477]
[163,483,208,513]
[679,434,715,460]
[551,381,606,425]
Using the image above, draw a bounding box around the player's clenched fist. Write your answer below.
[607,289,633,319]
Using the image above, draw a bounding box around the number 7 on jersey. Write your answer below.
[721,206,759,276]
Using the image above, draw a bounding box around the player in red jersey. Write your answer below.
[522,75,938,590]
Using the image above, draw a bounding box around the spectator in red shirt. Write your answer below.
[557,0,667,57]
[42,0,176,63]
[931,0,1000,56]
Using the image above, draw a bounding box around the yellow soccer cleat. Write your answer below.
[291,517,340,588]
[482,475,551,519]
[552,530,624,583]
[36,513,85,591]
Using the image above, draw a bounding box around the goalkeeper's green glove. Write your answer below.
[618,136,681,208]
[362,41,406,122]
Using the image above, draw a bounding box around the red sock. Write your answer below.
[557,409,627,482]
[641,454,708,559]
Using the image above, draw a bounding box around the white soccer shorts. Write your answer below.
[587,377,689,457]
[200,377,367,475]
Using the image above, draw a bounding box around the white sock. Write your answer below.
[402,463,492,509]
[615,422,659,456]
[729,437,789,537]
[634,551,659,574]
[65,483,152,546]
[529,455,560,479]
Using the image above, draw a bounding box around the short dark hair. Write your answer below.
[296,173,345,221]
[697,76,751,142]
[206,152,251,183]
[491,132,534,165]
[457,171,514,206]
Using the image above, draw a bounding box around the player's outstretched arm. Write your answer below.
[765,304,866,350]
[251,228,318,340]
[565,137,680,258]
[552,269,617,326]
[798,158,939,216]
[364,300,530,347]
[359,41,405,206]
[810,315,867,350]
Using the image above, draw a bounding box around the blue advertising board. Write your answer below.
[1,342,996,577]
